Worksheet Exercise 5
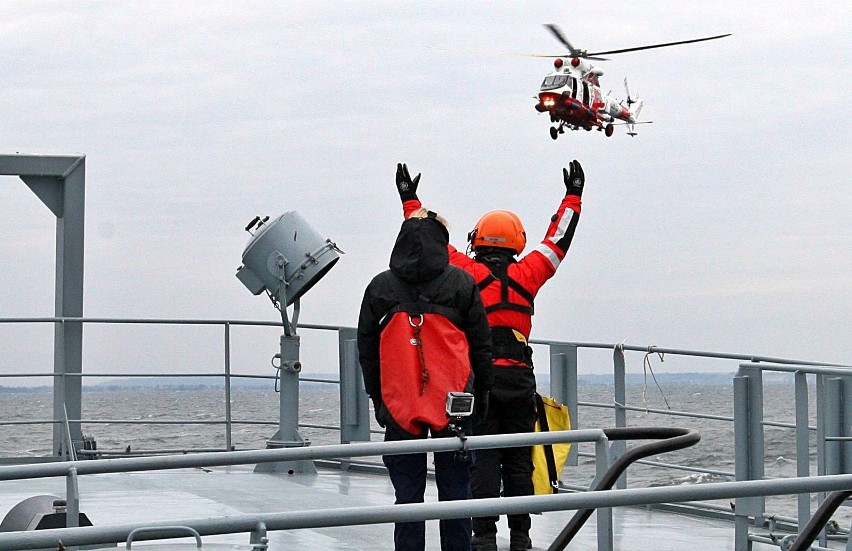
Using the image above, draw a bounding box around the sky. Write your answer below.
[0,1,849,383]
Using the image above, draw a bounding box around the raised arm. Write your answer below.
[395,162,423,219]
[533,160,584,268]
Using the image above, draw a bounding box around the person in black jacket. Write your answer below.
[358,210,493,551]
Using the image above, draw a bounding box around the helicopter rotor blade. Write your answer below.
[587,34,731,57]
[543,24,579,56]
[435,45,565,58]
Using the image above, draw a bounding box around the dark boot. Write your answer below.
[509,530,532,551]
[471,533,498,551]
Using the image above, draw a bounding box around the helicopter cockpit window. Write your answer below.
[540,75,569,91]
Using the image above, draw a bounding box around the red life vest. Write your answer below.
[379,271,473,437]
[475,255,535,365]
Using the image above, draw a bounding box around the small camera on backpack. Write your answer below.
[445,392,475,420]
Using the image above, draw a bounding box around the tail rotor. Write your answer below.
[623,78,646,136]
[624,78,636,107]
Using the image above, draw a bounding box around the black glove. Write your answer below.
[395,163,421,202]
[372,397,386,428]
[563,159,584,197]
[473,390,490,428]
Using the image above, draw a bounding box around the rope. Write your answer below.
[642,346,671,412]
[410,316,430,396]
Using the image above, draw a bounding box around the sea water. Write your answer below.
[0,382,826,522]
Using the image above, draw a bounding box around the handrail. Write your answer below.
[547,427,701,551]
[0,430,607,481]
[3,315,843,365]
[737,363,852,376]
[3,474,852,551]
[126,526,202,549]
[0,316,339,332]
[532,339,847,367]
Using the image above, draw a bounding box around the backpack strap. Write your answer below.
[385,267,464,328]
[535,392,560,494]
[477,259,534,315]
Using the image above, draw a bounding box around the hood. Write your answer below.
[389,215,450,284]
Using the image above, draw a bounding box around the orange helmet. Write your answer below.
[468,210,526,255]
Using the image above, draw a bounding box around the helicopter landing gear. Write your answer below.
[550,124,567,140]
[605,123,614,137]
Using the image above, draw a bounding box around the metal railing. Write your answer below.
[0,317,367,456]
[1,316,851,550]
[0,429,610,550]
[2,433,852,551]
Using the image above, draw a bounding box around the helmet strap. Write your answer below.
[465,229,476,256]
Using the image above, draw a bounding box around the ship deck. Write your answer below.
[0,463,787,551]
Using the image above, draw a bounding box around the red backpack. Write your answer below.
[379,268,474,437]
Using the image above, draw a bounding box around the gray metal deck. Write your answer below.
[0,464,780,551]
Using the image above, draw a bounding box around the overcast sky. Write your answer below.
[0,1,849,382]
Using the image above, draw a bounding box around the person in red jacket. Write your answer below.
[395,161,585,551]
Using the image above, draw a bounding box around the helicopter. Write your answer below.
[534,25,730,139]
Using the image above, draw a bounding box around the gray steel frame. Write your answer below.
[0,154,87,457]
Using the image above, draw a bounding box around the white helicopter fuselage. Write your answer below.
[535,24,725,139]
[535,57,642,138]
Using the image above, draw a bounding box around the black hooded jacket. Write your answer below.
[357,215,493,409]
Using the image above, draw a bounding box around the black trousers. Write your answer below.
[471,366,537,536]
[383,424,473,551]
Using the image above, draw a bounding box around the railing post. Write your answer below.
[816,374,828,547]
[821,376,846,548]
[794,370,811,529]
[815,374,852,547]
[734,366,766,551]
[612,346,627,489]
[339,328,370,448]
[824,377,844,475]
[63,465,80,551]
[66,465,79,528]
[250,522,268,551]
[594,435,613,551]
[824,374,852,549]
[842,377,852,475]
[816,374,827,479]
[549,343,578,466]
[224,322,233,452]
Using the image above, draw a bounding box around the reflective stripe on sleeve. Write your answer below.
[534,242,561,270]
[544,199,580,255]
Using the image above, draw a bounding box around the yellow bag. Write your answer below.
[531,393,572,494]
